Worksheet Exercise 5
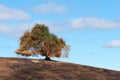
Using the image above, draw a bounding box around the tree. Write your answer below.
[16,24,70,60]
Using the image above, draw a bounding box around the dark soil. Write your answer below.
[0,57,120,80]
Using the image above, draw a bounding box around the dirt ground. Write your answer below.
[0,57,120,80]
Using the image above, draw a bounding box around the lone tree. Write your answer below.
[16,24,70,60]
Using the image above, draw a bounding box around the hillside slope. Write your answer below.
[0,57,120,80]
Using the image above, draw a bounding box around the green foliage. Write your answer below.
[16,24,70,59]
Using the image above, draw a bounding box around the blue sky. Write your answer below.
[0,0,120,71]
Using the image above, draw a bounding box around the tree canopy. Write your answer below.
[16,24,70,60]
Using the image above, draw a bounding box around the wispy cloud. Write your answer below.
[0,4,31,21]
[0,20,63,37]
[34,20,64,33]
[70,17,120,29]
[33,3,68,14]
[1,14,120,37]
[103,40,120,48]
[0,23,32,37]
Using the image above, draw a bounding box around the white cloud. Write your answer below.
[70,18,86,29]
[33,3,68,14]
[1,16,120,37]
[33,20,63,33]
[0,23,32,37]
[0,4,31,21]
[70,17,120,29]
[0,24,11,33]
[103,40,120,48]
[0,20,63,37]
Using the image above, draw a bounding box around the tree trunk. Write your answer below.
[45,56,51,60]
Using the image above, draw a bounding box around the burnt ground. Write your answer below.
[0,57,120,80]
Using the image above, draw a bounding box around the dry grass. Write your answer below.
[0,57,120,80]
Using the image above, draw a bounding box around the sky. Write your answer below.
[0,0,120,71]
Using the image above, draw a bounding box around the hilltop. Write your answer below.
[0,57,120,80]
